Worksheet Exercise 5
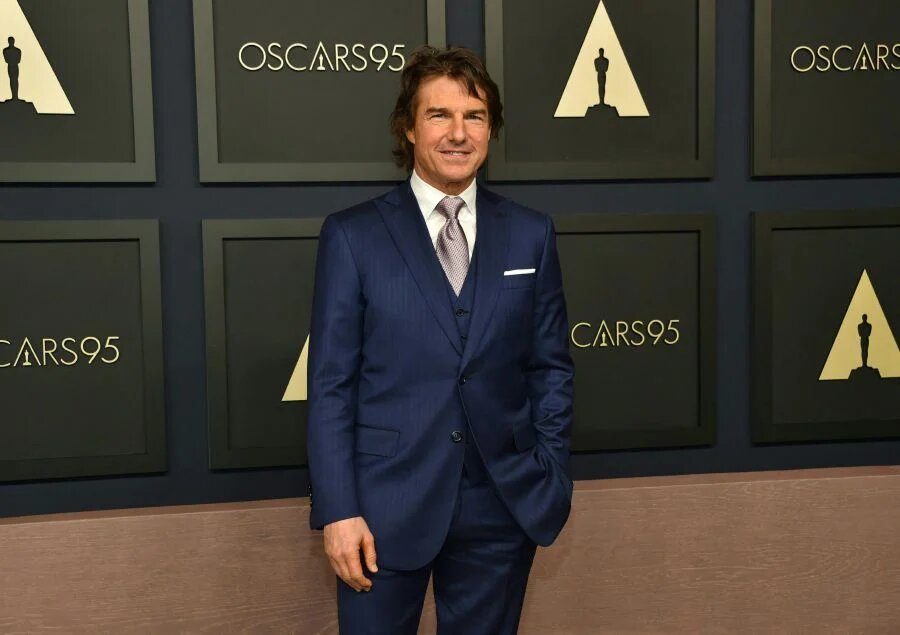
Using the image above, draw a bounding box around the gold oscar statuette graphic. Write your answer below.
[0,0,74,113]
[819,270,900,381]
[282,334,310,402]
[555,0,649,118]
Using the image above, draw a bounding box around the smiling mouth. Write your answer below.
[440,150,471,158]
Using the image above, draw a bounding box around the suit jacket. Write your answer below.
[307,180,574,570]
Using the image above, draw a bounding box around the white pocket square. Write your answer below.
[503,268,536,276]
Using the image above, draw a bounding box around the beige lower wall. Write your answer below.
[1,466,898,634]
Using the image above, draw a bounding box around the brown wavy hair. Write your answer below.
[389,46,504,170]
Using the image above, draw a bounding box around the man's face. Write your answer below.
[405,75,491,195]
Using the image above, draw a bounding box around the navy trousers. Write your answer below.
[337,471,537,634]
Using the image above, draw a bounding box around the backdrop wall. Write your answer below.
[1,0,897,518]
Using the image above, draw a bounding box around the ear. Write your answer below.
[405,128,416,145]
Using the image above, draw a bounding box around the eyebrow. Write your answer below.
[424,107,488,117]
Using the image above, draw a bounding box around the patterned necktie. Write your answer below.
[434,196,469,296]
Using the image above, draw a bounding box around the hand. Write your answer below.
[323,516,378,592]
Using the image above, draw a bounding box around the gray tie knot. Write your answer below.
[435,196,465,220]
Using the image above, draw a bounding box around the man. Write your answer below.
[307,46,574,634]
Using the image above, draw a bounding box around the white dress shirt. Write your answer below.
[409,170,477,261]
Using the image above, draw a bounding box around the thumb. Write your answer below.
[361,532,378,573]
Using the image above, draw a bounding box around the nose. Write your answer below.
[448,114,466,143]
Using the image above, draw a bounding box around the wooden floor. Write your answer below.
[1,466,898,634]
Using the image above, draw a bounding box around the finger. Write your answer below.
[361,532,378,573]
[350,554,372,591]
[346,554,372,591]
[338,553,367,592]
[330,556,361,593]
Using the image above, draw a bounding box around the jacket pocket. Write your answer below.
[512,419,538,451]
[503,273,536,289]
[355,425,400,457]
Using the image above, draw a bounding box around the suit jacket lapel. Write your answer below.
[376,181,464,357]
[460,187,509,371]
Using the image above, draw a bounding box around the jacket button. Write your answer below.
[450,430,463,443]
[459,376,467,385]
[455,308,466,316]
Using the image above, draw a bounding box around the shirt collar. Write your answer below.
[409,169,477,221]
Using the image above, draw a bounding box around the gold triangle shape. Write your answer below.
[282,334,310,401]
[555,0,648,118]
[819,270,900,380]
[1,0,74,113]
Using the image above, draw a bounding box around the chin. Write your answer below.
[441,166,476,180]
[442,170,472,181]
[443,176,475,189]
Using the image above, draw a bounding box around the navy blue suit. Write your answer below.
[307,180,574,632]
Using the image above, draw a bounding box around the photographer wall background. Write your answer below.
[1,0,898,518]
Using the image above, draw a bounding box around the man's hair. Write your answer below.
[389,46,503,170]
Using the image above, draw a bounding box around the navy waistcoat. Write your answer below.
[444,244,489,484]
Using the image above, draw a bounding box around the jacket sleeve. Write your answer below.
[526,215,575,480]
[307,214,364,529]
